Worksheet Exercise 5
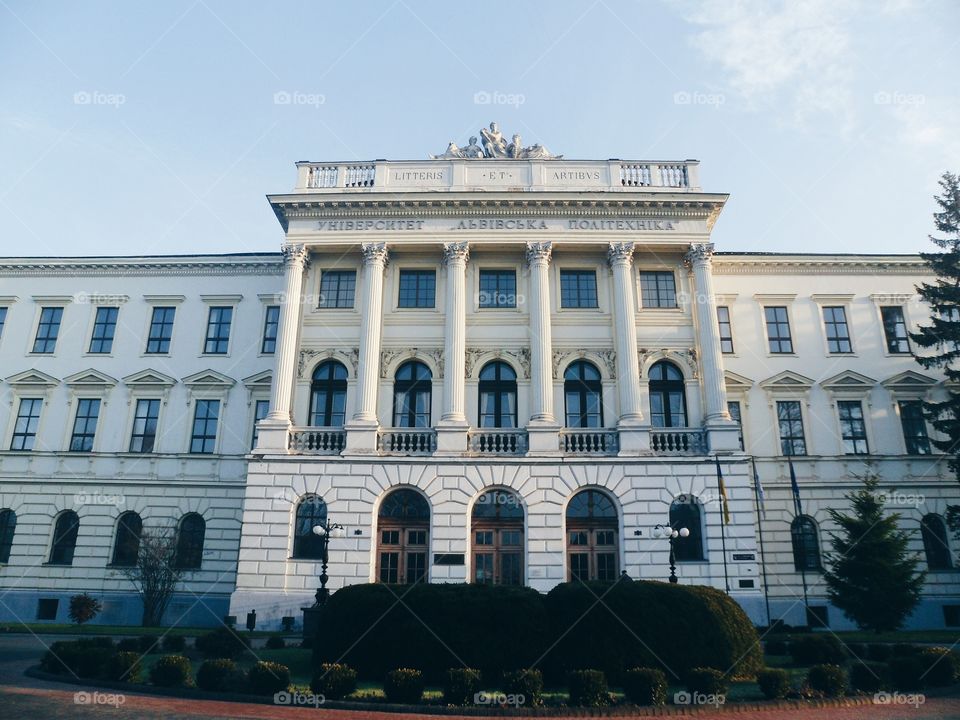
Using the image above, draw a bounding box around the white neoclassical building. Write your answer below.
[0,132,957,630]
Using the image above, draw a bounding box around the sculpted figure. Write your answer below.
[460,136,483,158]
[522,143,559,159]
[507,133,523,158]
[432,141,463,160]
[480,122,507,158]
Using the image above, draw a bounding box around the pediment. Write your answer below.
[242,370,273,389]
[821,370,876,392]
[759,371,814,390]
[63,368,118,388]
[182,369,235,388]
[122,369,178,388]
[724,370,754,389]
[881,370,938,391]
[5,369,59,387]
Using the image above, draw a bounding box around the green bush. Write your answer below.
[39,638,114,677]
[756,668,790,699]
[150,655,192,688]
[849,662,888,693]
[502,668,543,706]
[789,635,846,666]
[247,661,290,696]
[384,668,425,704]
[685,667,728,696]
[622,667,667,706]
[567,669,609,706]
[845,642,867,659]
[868,643,893,662]
[195,626,251,659]
[138,635,161,654]
[68,593,102,625]
[161,635,186,652]
[196,659,243,692]
[916,647,960,687]
[889,656,928,691]
[101,651,142,683]
[765,639,789,656]
[443,668,481,705]
[806,664,847,697]
[116,638,140,652]
[310,663,358,700]
[265,636,286,650]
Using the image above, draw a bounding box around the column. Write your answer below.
[257,244,309,451]
[607,242,644,424]
[435,242,470,454]
[525,242,560,453]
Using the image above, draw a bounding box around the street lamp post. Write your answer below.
[652,523,690,584]
[311,519,345,607]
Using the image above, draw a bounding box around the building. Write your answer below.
[0,129,956,630]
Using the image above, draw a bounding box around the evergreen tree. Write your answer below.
[823,476,925,632]
[910,171,960,478]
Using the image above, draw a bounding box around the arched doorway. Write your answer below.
[566,489,619,582]
[376,488,430,584]
[471,489,523,585]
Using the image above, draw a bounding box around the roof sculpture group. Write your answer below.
[432,122,562,160]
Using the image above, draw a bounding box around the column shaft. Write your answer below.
[685,243,729,423]
[607,242,644,424]
[267,244,309,423]
[526,242,555,423]
[353,243,389,424]
[441,242,469,423]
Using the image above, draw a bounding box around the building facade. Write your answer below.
[0,139,957,630]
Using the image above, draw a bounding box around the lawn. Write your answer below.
[0,623,289,638]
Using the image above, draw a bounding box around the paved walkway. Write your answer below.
[1,635,960,719]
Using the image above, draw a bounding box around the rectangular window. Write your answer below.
[560,270,598,309]
[478,269,517,308]
[764,306,793,353]
[899,400,931,455]
[717,306,734,353]
[32,306,63,353]
[881,306,911,354]
[318,270,356,309]
[837,400,869,454]
[639,271,677,308]
[203,306,233,354]
[36,598,59,621]
[129,398,160,453]
[146,306,175,354]
[10,398,42,451]
[0,306,7,341]
[88,306,118,353]
[260,305,280,354]
[251,399,269,448]
[728,400,744,450]
[822,306,852,353]
[776,400,806,456]
[69,398,100,452]
[398,269,436,308]
[189,399,220,454]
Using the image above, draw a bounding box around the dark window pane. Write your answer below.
[190,399,220,454]
[293,497,328,559]
[822,306,852,353]
[49,511,79,565]
[398,270,436,308]
[146,307,175,354]
[0,509,17,564]
[717,306,734,353]
[319,270,357,309]
[640,271,677,308]
[69,398,100,452]
[33,307,63,353]
[560,270,598,308]
[111,512,142,566]
[838,400,869,454]
[764,306,793,353]
[203,306,232,354]
[899,401,930,454]
[174,514,205,569]
[792,516,822,571]
[881,306,911,353]
[921,514,952,570]
[478,269,517,308]
[311,361,348,426]
[129,399,160,453]
[89,306,118,353]
[777,400,806,456]
[261,305,280,353]
[669,497,704,561]
[10,398,42,451]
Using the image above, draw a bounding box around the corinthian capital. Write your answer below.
[525,241,553,265]
[282,243,310,270]
[442,241,470,266]
[360,242,389,267]
[683,243,715,267]
[607,242,635,267]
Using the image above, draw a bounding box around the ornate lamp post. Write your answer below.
[652,523,690,584]
[311,519,345,606]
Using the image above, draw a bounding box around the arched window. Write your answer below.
[478,361,518,428]
[472,489,524,585]
[111,511,142,567]
[669,496,704,561]
[49,510,80,565]
[564,361,603,428]
[377,489,430,584]
[649,361,687,428]
[0,509,16,563]
[566,489,619,582]
[791,516,822,571]
[310,361,348,427]
[393,361,432,428]
[921,514,952,570]
[292,496,328,559]
[174,513,205,569]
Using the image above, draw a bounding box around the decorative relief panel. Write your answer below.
[379,347,445,379]
[465,347,531,379]
[551,349,617,380]
[297,348,359,379]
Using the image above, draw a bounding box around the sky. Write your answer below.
[0,0,957,258]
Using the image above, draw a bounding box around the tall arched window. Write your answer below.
[472,489,524,585]
[921,514,952,570]
[649,361,687,428]
[791,516,822,571]
[669,496,704,561]
[376,489,430,584]
[49,510,80,565]
[478,361,518,428]
[564,361,603,428]
[293,496,328,559]
[393,361,432,427]
[174,513,205,569]
[566,489,619,582]
[111,511,142,567]
[0,509,16,563]
[310,361,348,426]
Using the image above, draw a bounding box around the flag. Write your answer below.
[753,466,766,518]
[788,456,803,517]
[715,456,731,524]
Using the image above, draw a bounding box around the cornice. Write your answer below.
[0,257,284,278]
[713,255,929,276]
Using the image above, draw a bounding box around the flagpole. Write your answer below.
[788,456,810,626]
[751,457,772,627]
[715,456,730,593]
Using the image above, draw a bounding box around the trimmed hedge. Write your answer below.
[917,647,960,687]
[850,661,888,693]
[102,651,142,683]
[139,635,161,654]
[868,643,893,662]
[161,635,187,653]
[195,626,251,659]
[384,668,425,704]
[116,638,140,652]
[622,667,667,706]
[789,635,846,666]
[196,659,243,692]
[806,664,847,697]
[247,661,290,696]
[150,655,192,688]
[503,669,543,706]
[889,656,927,691]
[265,636,286,650]
[39,638,114,677]
[443,668,481,705]
[685,667,728,696]
[566,669,609,707]
[756,668,790,699]
[311,662,358,700]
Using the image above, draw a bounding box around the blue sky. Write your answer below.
[0,0,957,257]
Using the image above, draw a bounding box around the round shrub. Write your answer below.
[161,635,186,652]
[622,667,667,706]
[196,659,243,692]
[893,643,918,657]
[765,639,789,656]
[806,664,847,697]
[916,647,960,687]
[503,668,543,706]
[868,643,893,662]
[311,662,358,700]
[756,668,790,699]
[849,662,888,693]
[889,656,928,691]
[247,661,290,696]
[195,626,251,659]
[789,635,846,666]
[384,668,425,704]
[685,667,728,696]
[567,669,609,706]
[265,636,286,650]
[116,638,140,652]
[443,668,481,705]
[39,639,113,677]
[139,635,161,654]
[101,651,142,683]
[150,655,192,688]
